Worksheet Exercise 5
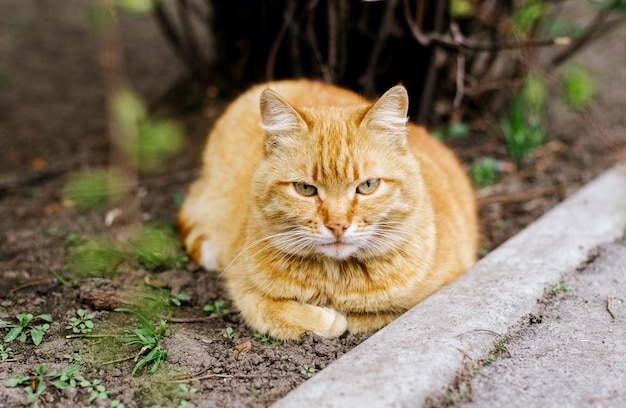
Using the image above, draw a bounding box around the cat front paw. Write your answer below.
[312,307,348,338]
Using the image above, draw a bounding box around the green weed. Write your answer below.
[5,364,123,407]
[223,327,234,339]
[300,364,316,378]
[254,333,282,346]
[560,64,595,110]
[470,157,499,188]
[0,344,14,360]
[63,352,82,363]
[248,388,266,402]
[176,384,197,408]
[203,299,230,316]
[66,309,95,334]
[127,225,186,271]
[5,364,82,407]
[552,281,574,294]
[0,313,52,346]
[115,308,168,375]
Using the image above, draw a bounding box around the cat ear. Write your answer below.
[259,89,306,152]
[361,86,409,144]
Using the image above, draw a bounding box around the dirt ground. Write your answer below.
[1,1,625,407]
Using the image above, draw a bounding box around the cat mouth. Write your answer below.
[318,240,358,259]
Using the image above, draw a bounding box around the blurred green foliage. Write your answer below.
[511,0,547,36]
[116,0,156,14]
[560,64,595,110]
[471,157,500,188]
[111,90,184,173]
[449,0,473,19]
[127,225,186,271]
[65,224,185,277]
[63,169,127,210]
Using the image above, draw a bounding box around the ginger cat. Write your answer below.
[178,80,478,340]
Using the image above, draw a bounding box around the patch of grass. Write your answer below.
[552,281,574,294]
[0,313,52,346]
[62,168,128,210]
[168,292,191,307]
[500,94,544,159]
[115,308,168,375]
[6,364,124,407]
[433,121,470,141]
[176,384,197,408]
[300,364,316,378]
[127,225,186,271]
[470,157,499,188]
[5,364,82,407]
[248,388,267,402]
[66,309,95,334]
[65,224,186,278]
[254,333,282,346]
[203,299,230,316]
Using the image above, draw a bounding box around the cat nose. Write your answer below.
[326,222,350,238]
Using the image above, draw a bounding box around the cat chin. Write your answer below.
[317,242,359,260]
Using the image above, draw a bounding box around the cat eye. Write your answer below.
[356,178,379,195]
[294,182,318,197]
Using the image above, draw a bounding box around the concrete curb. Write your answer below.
[273,164,626,408]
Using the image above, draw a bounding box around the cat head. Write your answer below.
[252,86,425,261]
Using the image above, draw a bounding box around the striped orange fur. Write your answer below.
[178,80,478,340]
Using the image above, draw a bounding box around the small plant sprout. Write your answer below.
[470,157,500,188]
[66,309,95,334]
[176,383,197,408]
[553,281,574,294]
[0,344,14,360]
[223,327,234,339]
[494,337,510,357]
[86,378,109,403]
[6,364,121,407]
[281,354,294,361]
[248,388,266,402]
[63,352,82,363]
[300,364,316,378]
[114,308,168,375]
[203,299,230,316]
[5,364,83,407]
[1,313,53,346]
[254,333,282,346]
[169,292,191,307]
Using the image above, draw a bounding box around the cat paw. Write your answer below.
[312,307,348,338]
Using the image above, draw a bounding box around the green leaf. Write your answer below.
[31,328,46,346]
[521,71,548,114]
[50,379,69,390]
[87,3,115,31]
[116,0,156,14]
[560,65,595,110]
[17,313,33,326]
[512,1,548,36]
[449,0,473,18]
[37,314,53,323]
[5,375,29,387]
[4,327,22,343]
[63,169,128,210]
[115,308,154,334]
